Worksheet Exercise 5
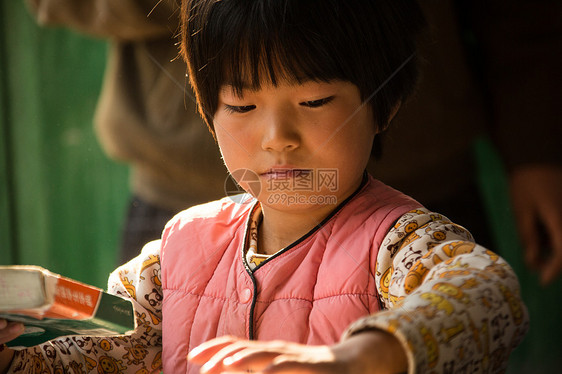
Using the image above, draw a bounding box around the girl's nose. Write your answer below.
[261,112,300,152]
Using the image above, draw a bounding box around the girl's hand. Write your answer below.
[0,319,24,345]
[0,319,24,374]
[187,330,408,374]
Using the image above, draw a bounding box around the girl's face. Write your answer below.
[214,79,376,213]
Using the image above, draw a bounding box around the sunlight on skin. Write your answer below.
[187,332,408,374]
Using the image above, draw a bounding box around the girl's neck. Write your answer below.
[257,204,336,255]
[256,172,367,255]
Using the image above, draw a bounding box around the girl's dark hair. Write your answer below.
[180,0,426,136]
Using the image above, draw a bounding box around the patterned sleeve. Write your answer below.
[8,240,163,373]
[343,209,529,374]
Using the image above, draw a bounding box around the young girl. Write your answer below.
[0,0,528,373]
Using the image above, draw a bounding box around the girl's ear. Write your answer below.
[389,101,402,122]
[380,101,402,132]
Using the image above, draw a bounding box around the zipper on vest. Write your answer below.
[247,271,258,340]
[239,201,260,340]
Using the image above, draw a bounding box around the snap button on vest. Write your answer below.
[240,288,252,303]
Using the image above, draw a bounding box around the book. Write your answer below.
[0,265,135,347]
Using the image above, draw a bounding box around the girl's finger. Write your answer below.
[188,335,241,363]
[200,349,248,373]
[223,348,284,372]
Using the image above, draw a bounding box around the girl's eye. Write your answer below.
[224,104,256,114]
[300,96,334,108]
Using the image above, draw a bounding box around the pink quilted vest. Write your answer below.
[160,176,420,373]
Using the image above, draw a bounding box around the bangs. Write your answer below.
[211,1,347,95]
[222,39,340,96]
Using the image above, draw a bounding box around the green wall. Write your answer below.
[0,1,128,288]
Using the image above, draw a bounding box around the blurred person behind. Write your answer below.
[26,0,229,264]
[370,0,562,286]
